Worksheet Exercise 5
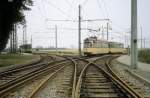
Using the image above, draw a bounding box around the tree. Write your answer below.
[0,0,33,52]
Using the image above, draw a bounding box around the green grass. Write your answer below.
[0,54,37,67]
[33,49,79,56]
[138,49,150,64]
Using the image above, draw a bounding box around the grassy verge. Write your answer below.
[138,49,150,64]
[0,54,38,67]
[33,49,79,56]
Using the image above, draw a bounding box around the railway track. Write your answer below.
[0,55,143,98]
[0,55,58,85]
[0,55,68,97]
[28,64,72,98]
[94,55,144,96]
[74,56,142,98]
[27,57,77,98]
[24,57,90,98]
[0,55,54,75]
[79,65,127,97]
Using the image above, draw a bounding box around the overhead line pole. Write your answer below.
[55,25,58,54]
[131,0,138,69]
[140,27,142,50]
[31,35,32,48]
[107,22,109,41]
[143,38,145,49]
[78,5,82,56]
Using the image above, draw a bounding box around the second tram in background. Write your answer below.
[83,36,127,56]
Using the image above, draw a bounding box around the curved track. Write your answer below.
[0,55,143,98]
[28,57,78,98]
[0,55,67,97]
[74,56,142,98]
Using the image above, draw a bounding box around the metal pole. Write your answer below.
[125,33,127,48]
[23,24,25,45]
[102,26,104,40]
[23,25,24,45]
[12,28,14,53]
[24,24,27,45]
[55,25,58,54]
[131,0,138,69]
[140,27,143,55]
[143,38,145,49]
[107,22,109,41]
[14,24,17,53]
[78,5,82,56]
[10,32,12,53]
[31,35,32,48]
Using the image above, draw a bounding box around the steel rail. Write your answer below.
[27,65,66,98]
[0,59,67,88]
[0,59,71,97]
[27,57,77,98]
[0,55,54,76]
[0,55,67,84]
[28,56,77,98]
[67,57,77,98]
[93,63,142,98]
[74,62,90,98]
[105,57,143,98]
[28,57,77,98]
[74,56,143,98]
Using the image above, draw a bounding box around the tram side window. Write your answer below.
[103,42,108,48]
[108,43,112,48]
[84,42,89,48]
[98,42,102,48]
[118,44,124,48]
[84,42,92,48]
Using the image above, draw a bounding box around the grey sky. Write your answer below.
[17,0,150,48]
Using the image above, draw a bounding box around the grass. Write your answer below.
[138,49,150,64]
[0,54,37,67]
[33,49,80,56]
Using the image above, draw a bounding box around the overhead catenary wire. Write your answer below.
[37,6,45,19]
[96,0,106,18]
[41,1,48,18]
[101,0,110,19]
[63,0,77,16]
[43,0,73,19]
[45,18,110,22]
[64,0,73,8]
[81,0,89,6]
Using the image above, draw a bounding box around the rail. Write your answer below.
[105,57,143,98]
[74,56,143,98]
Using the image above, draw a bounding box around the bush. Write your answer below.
[138,49,150,64]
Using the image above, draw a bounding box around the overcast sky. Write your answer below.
[16,0,150,48]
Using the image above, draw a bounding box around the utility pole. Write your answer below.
[143,38,145,49]
[31,35,32,48]
[10,31,13,53]
[102,26,104,40]
[10,24,17,53]
[23,23,27,45]
[55,25,58,54]
[107,22,109,41]
[124,33,127,48]
[14,24,17,52]
[78,5,82,56]
[131,0,138,69]
[24,24,27,45]
[141,27,143,55]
